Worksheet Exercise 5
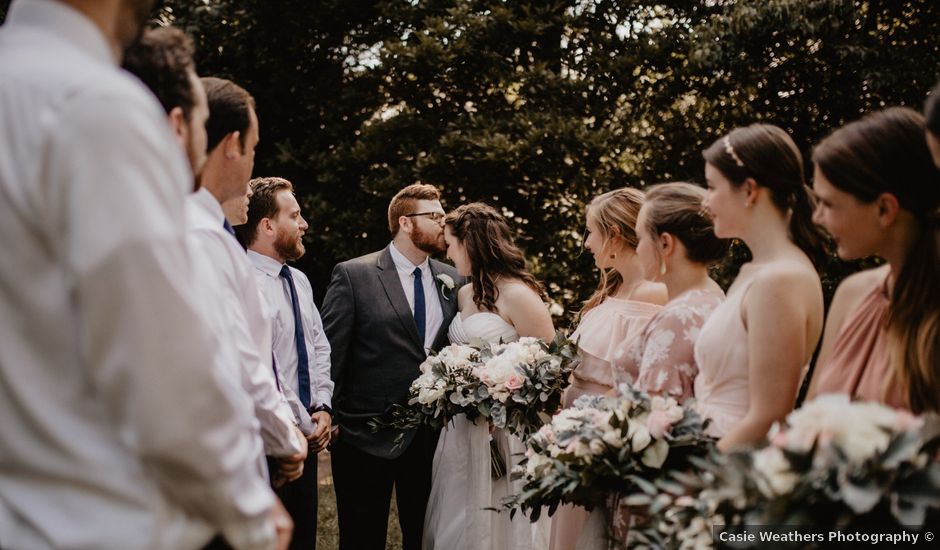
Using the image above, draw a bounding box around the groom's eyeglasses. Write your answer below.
[406,212,446,222]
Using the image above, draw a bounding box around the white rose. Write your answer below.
[589,438,606,456]
[418,386,446,404]
[602,429,624,448]
[630,423,652,452]
[572,440,592,459]
[640,438,669,468]
[752,446,799,497]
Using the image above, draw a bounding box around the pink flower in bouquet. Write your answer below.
[646,396,684,439]
[646,410,674,439]
[505,372,525,391]
[894,410,924,431]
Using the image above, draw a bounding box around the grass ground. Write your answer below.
[316,451,403,550]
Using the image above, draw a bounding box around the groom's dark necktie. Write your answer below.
[280,265,312,409]
[223,220,236,236]
[413,266,426,346]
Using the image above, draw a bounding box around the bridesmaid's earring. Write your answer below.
[659,261,667,276]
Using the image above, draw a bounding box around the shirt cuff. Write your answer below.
[221,512,277,550]
[315,392,332,411]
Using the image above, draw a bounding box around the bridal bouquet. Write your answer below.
[632,395,940,549]
[368,343,487,445]
[475,333,580,438]
[370,333,579,454]
[506,386,713,521]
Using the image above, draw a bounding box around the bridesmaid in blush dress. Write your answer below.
[602,183,727,547]
[694,124,826,451]
[806,108,940,412]
[548,188,667,550]
[614,183,729,403]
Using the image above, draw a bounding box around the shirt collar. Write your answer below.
[389,241,429,275]
[7,0,116,66]
[248,249,286,279]
[189,187,226,225]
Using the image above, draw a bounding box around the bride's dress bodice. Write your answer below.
[448,312,519,345]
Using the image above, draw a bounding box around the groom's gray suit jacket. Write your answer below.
[321,245,462,459]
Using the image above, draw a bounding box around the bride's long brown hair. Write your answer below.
[444,203,547,313]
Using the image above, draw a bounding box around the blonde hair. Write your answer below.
[579,187,644,320]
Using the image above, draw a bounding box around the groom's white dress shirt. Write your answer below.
[0,1,277,548]
[249,251,334,418]
[389,242,444,351]
[186,188,304,457]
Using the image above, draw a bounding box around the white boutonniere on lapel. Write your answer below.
[436,273,456,301]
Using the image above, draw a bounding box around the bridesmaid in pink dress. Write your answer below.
[599,183,729,546]
[694,124,826,451]
[614,183,728,403]
[806,107,940,412]
[548,188,666,550]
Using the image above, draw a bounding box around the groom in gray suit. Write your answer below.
[322,183,462,550]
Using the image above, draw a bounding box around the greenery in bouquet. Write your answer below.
[506,385,714,522]
[633,395,940,549]
[475,332,580,438]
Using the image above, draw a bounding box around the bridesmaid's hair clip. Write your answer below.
[723,136,745,168]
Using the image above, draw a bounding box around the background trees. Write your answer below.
[3,0,937,326]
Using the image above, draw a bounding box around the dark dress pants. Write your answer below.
[331,428,437,550]
[272,451,319,550]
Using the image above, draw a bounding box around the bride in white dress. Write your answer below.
[423,203,556,550]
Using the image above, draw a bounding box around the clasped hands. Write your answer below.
[274,412,332,486]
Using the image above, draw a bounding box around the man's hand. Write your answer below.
[276,428,307,485]
[308,411,332,453]
[272,497,293,550]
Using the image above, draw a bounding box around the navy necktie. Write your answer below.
[279,265,312,409]
[413,266,426,346]
[223,219,236,236]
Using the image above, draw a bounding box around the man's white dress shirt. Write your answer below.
[389,242,444,351]
[186,188,304,457]
[0,1,276,548]
[248,251,334,419]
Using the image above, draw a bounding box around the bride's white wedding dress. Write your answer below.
[422,312,550,550]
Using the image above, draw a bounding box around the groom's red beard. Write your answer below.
[412,224,446,255]
[275,228,306,262]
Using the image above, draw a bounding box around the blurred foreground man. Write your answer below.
[0,1,284,548]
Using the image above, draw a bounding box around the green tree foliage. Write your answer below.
[5,1,937,326]
[163,0,938,327]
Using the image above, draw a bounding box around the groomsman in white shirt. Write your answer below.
[124,33,309,488]
[238,176,335,550]
[0,1,286,549]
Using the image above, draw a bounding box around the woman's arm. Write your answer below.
[718,268,823,452]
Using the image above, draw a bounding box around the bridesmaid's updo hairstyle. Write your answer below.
[580,187,645,318]
[703,124,828,269]
[444,203,546,313]
[813,107,940,413]
[643,183,730,266]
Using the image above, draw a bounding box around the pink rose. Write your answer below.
[770,430,788,448]
[505,373,524,391]
[894,410,924,431]
[646,410,675,439]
